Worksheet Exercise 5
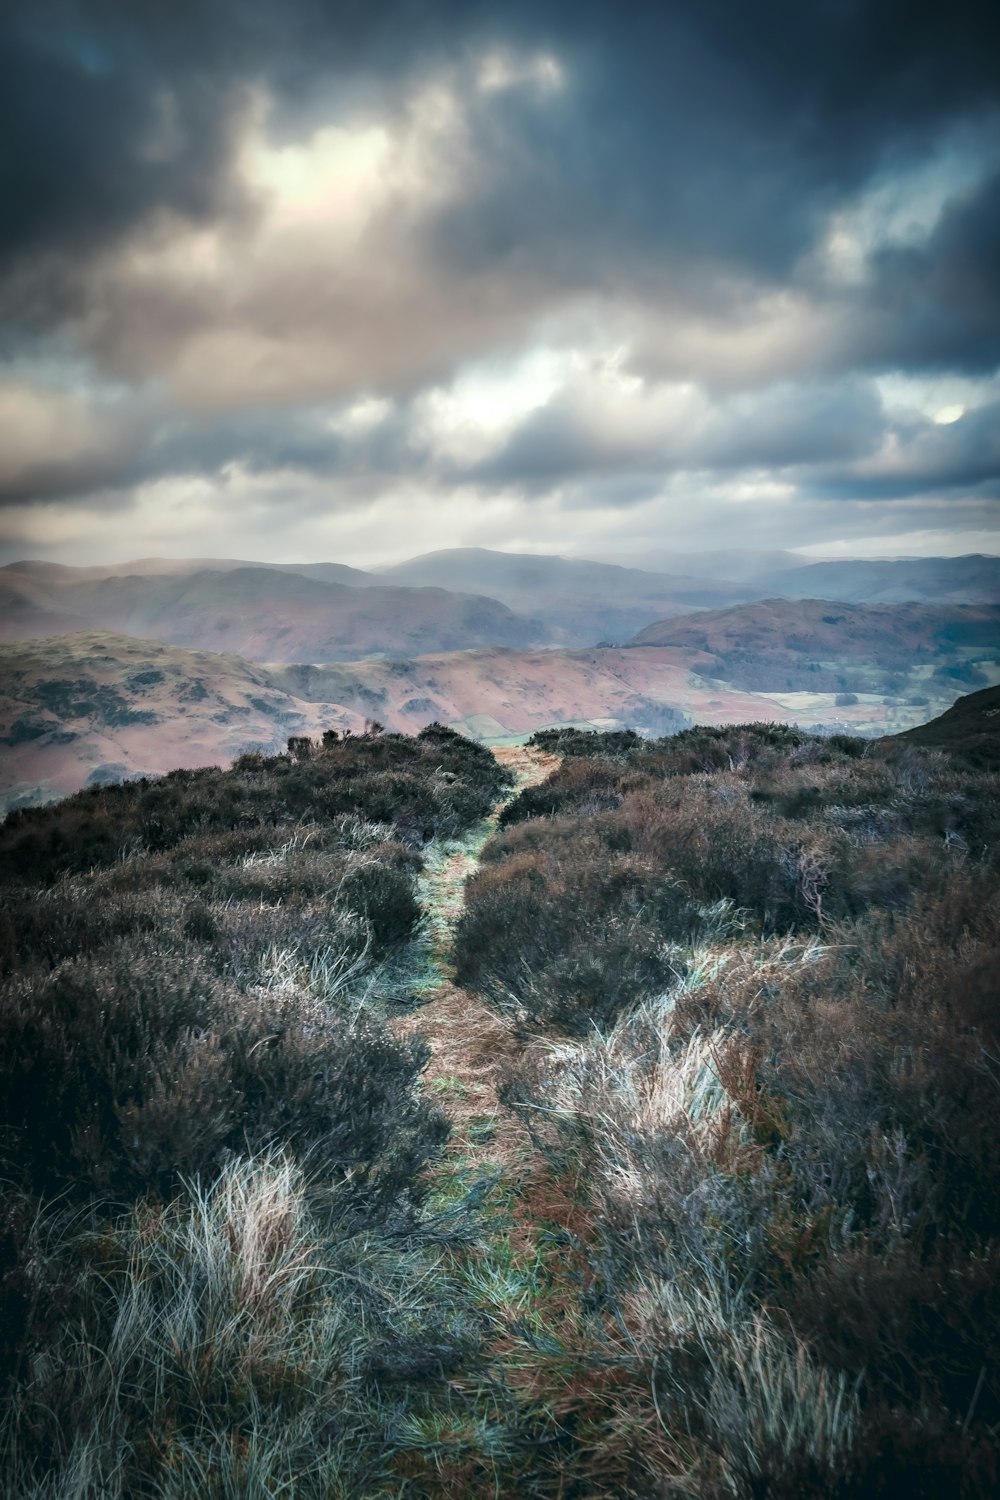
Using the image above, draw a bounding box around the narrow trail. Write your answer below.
[394,743,559,1182]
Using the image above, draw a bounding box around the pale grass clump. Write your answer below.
[1,1153,479,1500]
[249,935,374,1008]
[626,1274,859,1496]
[236,826,320,867]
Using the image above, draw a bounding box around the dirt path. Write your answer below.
[395,743,559,1177]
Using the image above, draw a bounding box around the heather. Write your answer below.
[1,717,997,1496]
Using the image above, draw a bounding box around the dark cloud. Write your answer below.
[0,0,998,551]
[5,1,1000,317]
[430,1,1000,292]
[813,401,1000,502]
[465,378,886,489]
[855,168,1000,374]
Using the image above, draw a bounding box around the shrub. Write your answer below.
[0,726,512,886]
[456,821,696,1031]
[0,942,448,1210]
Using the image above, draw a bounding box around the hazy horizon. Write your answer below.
[3,541,1000,576]
[2,2,998,570]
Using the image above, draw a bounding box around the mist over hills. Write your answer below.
[602,549,808,581]
[763,554,1000,605]
[3,550,997,664]
[0,563,548,660]
[377,547,760,643]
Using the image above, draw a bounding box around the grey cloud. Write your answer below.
[854,168,1000,374]
[1,0,999,549]
[813,401,1000,502]
[5,2,1000,350]
[467,378,887,489]
[4,370,996,521]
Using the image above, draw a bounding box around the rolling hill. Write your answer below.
[7,599,995,812]
[761,553,1000,604]
[0,631,365,811]
[0,563,548,660]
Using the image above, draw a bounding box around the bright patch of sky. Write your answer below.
[874,372,1000,425]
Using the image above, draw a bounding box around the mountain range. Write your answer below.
[4,594,998,811]
[2,547,997,811]
[4,550,998,663]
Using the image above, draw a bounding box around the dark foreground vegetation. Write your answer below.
[0,726,512,1497]
[2,709,998,1496]
[456,719,1000,1495]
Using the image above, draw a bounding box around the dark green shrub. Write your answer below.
[0,942,447,1210]
[0,726,512,886]
[456,827,695,1031]
[337,858,421,947]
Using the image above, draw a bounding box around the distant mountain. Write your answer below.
[761,554,1000,604]
[376,547,755,643]
[3,557,376,586]
[633,597,1000,655]
[0,563,548,660]
[606,548,808,581]
[890,684,1000,770]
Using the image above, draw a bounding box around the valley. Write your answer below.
[1,549,997,812]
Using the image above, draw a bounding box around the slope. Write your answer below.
[889,683,1000,769]
[760,553,1000,604]
[633,597,1000,699]
[0,631,360,812]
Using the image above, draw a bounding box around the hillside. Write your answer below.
[632,597,1000,705]
[1,722,997,1496]
[9,599,988,811]
[764,552,1000,604]
[0,632,361,811]
[0,634,708,811]
[0,563,548,660]
[891,683,1000,769]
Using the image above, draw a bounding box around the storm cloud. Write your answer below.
[1,0,998,562]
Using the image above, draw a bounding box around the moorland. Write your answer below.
[1,698,998,1497]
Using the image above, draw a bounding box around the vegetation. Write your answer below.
[454,720,1000,1495]
[0,725,509,1497]
[2,712,997,1496]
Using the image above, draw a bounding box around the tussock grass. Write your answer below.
[1,1153,482,1499]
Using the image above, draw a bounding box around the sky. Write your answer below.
[1,0,999,569]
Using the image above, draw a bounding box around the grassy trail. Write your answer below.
[394,743,559,1192]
